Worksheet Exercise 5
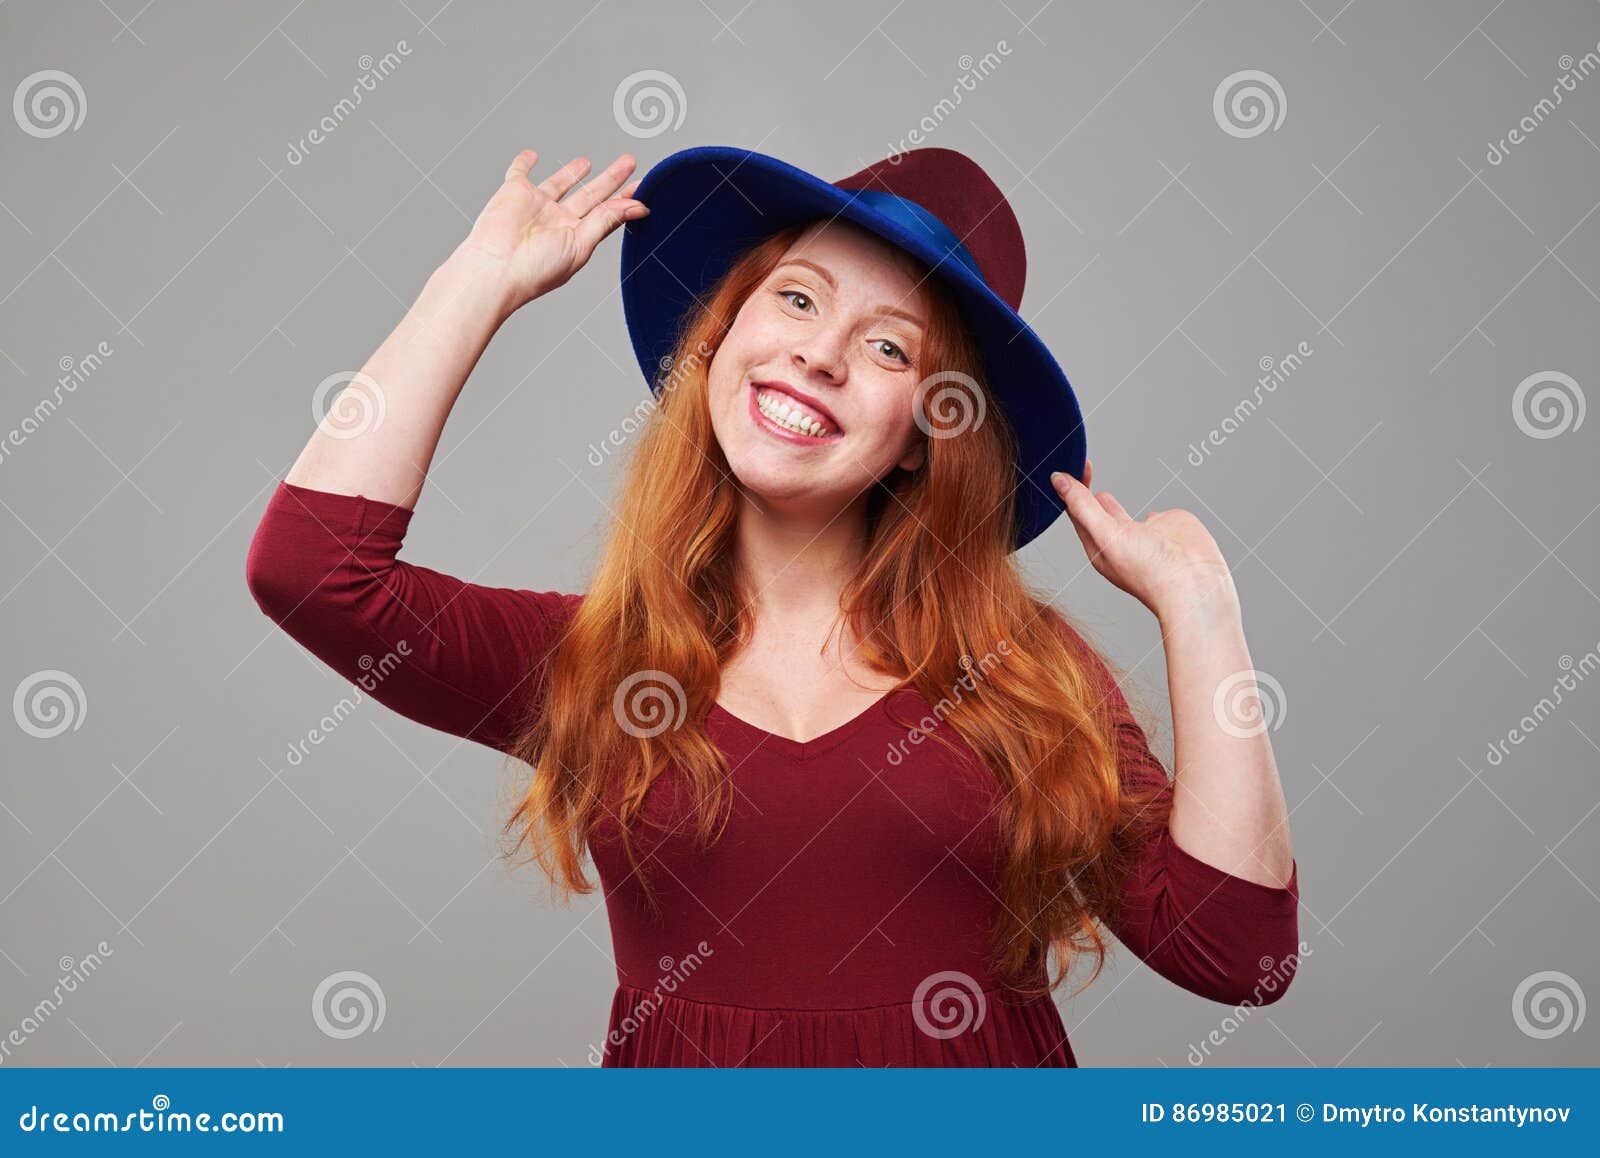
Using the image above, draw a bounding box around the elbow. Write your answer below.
[244,530,314,623]
[1200,934,1305,1009]
[244,539,284,620]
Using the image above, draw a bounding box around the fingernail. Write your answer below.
[1050,471,1067,488]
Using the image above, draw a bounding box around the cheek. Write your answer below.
[866,387,920,450]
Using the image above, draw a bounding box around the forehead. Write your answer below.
[777,219,930,308]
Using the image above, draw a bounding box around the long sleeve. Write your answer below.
[244,479,580,755]
[1066,621,1302,1007]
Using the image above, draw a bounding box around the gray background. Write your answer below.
[2,0,1596,1067]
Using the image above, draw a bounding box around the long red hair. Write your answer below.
[500,222,1170,999]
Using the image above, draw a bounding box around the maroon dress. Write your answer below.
[245,480,1302,1067]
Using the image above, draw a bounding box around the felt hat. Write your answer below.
[618,145,1085,552]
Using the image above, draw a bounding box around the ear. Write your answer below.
[897,436,927,472]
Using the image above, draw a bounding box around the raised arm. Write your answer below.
[281,148,648,507]
[246,478,582,753]
[245,149,647,750]
[1059,619,1302,1007]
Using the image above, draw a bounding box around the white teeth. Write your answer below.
[756,390,830,437]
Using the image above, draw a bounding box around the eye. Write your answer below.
[874,338,911,365]
[778,289,815,313]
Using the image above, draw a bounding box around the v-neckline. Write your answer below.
[709,686,906,759]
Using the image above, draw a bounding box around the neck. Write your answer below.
[733,490,870,628]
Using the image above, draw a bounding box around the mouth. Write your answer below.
[747,380,844,444]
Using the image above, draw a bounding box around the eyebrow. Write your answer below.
[773,258,928,331]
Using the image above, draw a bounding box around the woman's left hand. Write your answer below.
[1052,460,1238,620]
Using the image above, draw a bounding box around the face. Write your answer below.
[705,219,933,525]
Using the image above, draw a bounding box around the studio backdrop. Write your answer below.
[1,0,1596,1067]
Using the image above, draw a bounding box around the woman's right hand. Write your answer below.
[454,149,649,314]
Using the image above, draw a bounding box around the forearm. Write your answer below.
[1156,577,1295,889]
[283,245,515,509]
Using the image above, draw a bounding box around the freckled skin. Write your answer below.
[707,219,932,525]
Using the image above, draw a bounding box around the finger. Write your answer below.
[504,149,538,184]
[1096,490,1132,521]
[1054,471,1119,548]
[573,197,649,256]
[1061,498,1102,567]
[537,156,592,201]
[1082,458,1093,491]
[565,154,640,218]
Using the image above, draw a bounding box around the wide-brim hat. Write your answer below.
[618,145,1085,553]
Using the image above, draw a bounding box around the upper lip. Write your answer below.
[750,380,842,431]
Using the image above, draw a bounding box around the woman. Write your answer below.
[245,144,1300,1067]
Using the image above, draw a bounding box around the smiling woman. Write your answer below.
[245,143,1300,1067]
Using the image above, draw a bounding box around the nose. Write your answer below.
[792,323,848,383]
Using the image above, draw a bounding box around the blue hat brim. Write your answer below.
[619,146,1085,553]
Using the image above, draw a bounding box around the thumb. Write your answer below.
[575,198,648,257]
[1054,471,1117,539]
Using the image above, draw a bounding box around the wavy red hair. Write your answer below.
[500,222,1170,999]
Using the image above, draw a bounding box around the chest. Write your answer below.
[714,640,905,746]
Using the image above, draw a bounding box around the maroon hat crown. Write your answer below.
[832,148,1028,312]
